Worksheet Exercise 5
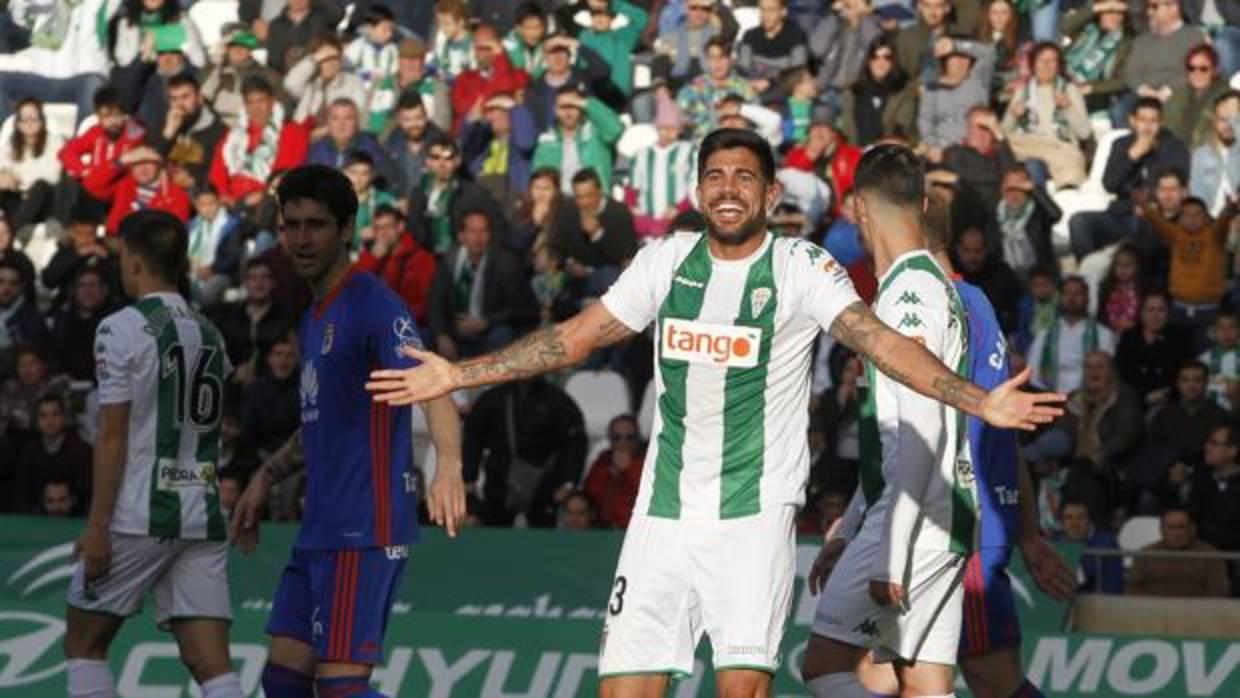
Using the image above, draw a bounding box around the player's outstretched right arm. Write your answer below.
[367,301,637,406]
[230,430,304,552]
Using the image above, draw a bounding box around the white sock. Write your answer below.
[806,672,871,698]
[67,659,116,698]
[200,672,244,698]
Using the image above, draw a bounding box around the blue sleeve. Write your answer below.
[366,284,423,370]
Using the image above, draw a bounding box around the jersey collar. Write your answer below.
[313,266,359,320]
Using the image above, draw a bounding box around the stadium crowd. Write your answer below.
[0,0,1237,598]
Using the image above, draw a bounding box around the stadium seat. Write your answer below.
[637,379,656,441]
[1049,128,1128,253]
[188,0,239,49]
[76,113,98,137]
[43,103,78,141]
[563,370,629,442]
[1117,515,1161,568]
[617,123,658,161]
[733,7,760,37]
[633,63,652,91]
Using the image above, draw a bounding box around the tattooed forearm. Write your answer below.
[456,325,571,387]
[261,430,304,484]
[595,318,637,347]
[830,301,985,416]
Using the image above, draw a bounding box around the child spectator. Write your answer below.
[1200,311,1240,410]
[343,150,396,250]
[505,3,549,79]
[344,4,400,94]
[530,239,569,325]
[186,186,243,308]
[1096,243,1144,333]
[780,68,817,144]
[1145,196,1235,339]
[626,96,696,239]
[432,0,474,83]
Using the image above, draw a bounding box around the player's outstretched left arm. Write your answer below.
[367,301,637,405]
[230,430,304,553]
[421,395,466,537]
[828,301,1065,430]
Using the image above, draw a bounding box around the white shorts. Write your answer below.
[598,505,796,678]
[812,533,965,665]
[66,533,231,627]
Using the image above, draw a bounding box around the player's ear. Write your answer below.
[764,177,782,215]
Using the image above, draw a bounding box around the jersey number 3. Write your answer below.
[162,344,223,427]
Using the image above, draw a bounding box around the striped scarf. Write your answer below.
[222,103,284,185]
[1018,78,1072,142]
[1039,315,1100,390]
[1065,23,1124,84]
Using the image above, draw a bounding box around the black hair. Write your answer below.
[241,75,274,98]
[345,150,375,168]
[1132,96,1164,117]
[35,393,65,414]
[397,91,426,112]
[705,35,731,55]
[852,143,924,207]
[1213,423,1240,449]
[515,2,546,23]
[1178,358,1209,380]
[1181,196,1210,214]
[571,167,602,189]
[93,85,123,112]
[854,35,907,94]
[1157,166,1188,187]
[554,83,585,100]
[1214,90,1240,110]
[0,258,23,280]
[118,209,189,286]
[373,203,405,221]
[192,183,220,199]
[276,165,359,231]
[427,135,460,159]
[244,256,274,274]
[697,128,776,184]
[1160,504,1194,522]
[363,3,395,23]
[166,72,200,92]
[1060,274,1088,292]
[1029,265,1060,282]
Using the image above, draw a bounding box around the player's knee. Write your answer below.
[716,669,772,698]
[63,612,113,659]
[177,645,232,685]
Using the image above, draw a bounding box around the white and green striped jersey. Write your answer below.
[94,292,232,541]
[856,251,977,582]
[602,231,860,520]
[627,141,697,217]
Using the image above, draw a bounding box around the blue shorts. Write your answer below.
[958,545,1021,657]
[265,547,408,665]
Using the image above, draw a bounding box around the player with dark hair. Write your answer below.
[65,209,242,698]
[230,164,465,698]
[367,131,1062,698]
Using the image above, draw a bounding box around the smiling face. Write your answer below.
[696,146,779,245]
[279,198,350,284]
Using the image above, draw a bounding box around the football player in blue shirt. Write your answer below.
[231,165,465,698]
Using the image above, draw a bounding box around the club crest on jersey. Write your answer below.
[750,287,772,317]
[393,316,419,350]
[662,318,761,368]
[321,323,334,355]
[301,362,319,407]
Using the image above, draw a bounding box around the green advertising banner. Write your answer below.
[0,517,1236,696]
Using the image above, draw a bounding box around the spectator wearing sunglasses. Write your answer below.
[583,415,646,529]
[1163,44,1229,150]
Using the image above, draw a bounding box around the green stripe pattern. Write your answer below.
[137,297,183,539]
[719,242,777,519]
[650,237,713,518]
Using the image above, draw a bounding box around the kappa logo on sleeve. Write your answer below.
[661,318,761,368]
[393,316,420,350]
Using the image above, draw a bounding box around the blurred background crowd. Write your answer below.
[0,0,1237,599]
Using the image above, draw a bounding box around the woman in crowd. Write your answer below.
[978,0,1030,105]
[1003,42,1092,188]
[510,166,561,257]
[1063,0,1133,115]
[1163,44,1230,150]
[1115,289,1193,408]
[1097,243,1145,333]
[0,98,61,241]
[838,36,918,147]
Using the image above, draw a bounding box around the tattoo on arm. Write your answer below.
[595,318,637,347]
[457,325,571,386]
[262,430,304,484]
[830,301,983,414]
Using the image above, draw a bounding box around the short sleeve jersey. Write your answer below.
[601,231,860,520]
[857,251,976,582]
[94,292,232,541]
[296,271,422,550]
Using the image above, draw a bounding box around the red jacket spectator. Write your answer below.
[209,107,309,203]
[582,447,644,529]
[355,233,437,322]
[105,147,191,235]
[785,126,863,216]
[58,120,146,202]
[450,47,529,135]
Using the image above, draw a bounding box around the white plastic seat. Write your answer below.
[563,370,630,443]
[616,123,658,161]
[188,0,240,49]
[733,7,760,39]
[43,103,78,141]
[1050,128,1128,252]
[1117,516,1162,569]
